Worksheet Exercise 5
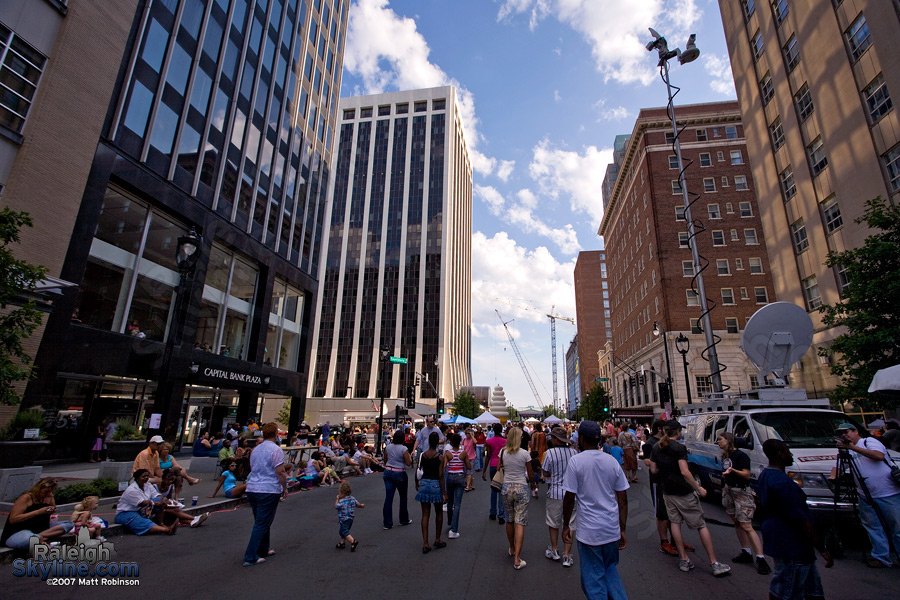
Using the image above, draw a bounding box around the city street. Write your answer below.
[2,465,895,599]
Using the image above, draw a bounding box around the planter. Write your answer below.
[105,440,146,462]
[0,440,52,468]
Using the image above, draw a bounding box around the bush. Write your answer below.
[111,418,143,441]
[54,478,120,505]
[0,409,46,440]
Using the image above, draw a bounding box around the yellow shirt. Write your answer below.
[132,447,160,477]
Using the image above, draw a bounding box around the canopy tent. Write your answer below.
[869,364,900,393]
[407,410,427,422]
[439,413,453,422]
[868,418,886,429]
[474,411,501,424]
[444,415,476,425]
[524,417,541,423]
[543,415,562,424]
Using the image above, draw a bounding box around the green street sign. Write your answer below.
[389,356,408,364]
[594,377,609,382]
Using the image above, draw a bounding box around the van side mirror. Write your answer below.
[734,435,753,450]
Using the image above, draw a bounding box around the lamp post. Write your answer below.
[376,344,391,457]
[675,333,693,415]
[152,227,201,441]
[652,321,675,413]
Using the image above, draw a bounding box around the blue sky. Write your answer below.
[339,0,738,409]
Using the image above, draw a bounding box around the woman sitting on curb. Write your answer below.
[210,458,249,498]
[1,478,75,549]
[115,469,177,535]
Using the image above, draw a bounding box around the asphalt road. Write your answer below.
[2,466,896,599]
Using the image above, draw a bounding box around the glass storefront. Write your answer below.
[195,244,259,359]
[264,278,304,371]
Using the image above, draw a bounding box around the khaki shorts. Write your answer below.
[722,485,757,523]
[545,497,576,530]
[664,492,706,530]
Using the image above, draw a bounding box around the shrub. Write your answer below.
[54,478,121,504]
[0,409,46,440]
[111,418,143,441]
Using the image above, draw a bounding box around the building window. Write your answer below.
[726,203,734,214]
[791,219,809,253]
[713,127,722,138]
[751,31,764,60]
[739,201,753,217]
[0,25,47,134]
[731,228,740,241]
[770,119,785,152]
[678,232,689,247]
[740,286,749,300]
[722,176,730,187]
[726,318,740,334]
[750,375,761,389]
[835,263,850,295]
[668,155,679,169]
[803,275,822,310]
[696,128,707,141]
[735,258,744,270]
[773,0,789,23]
[712,230,725,246]
[846,14,872,61]
[864,75,892,123]
[378,105,391,116]
[665,131,676,144]
[700,152,712,167]
[683,260,695,277]
[780,166,797,200]
[735,176,749,191]
[722,288,736,305]
[744,228,759,245]
[743,0,756,20]
[265,279,304,370]
[686,290,700,306]
[754,286,769,303]
[807,137,828,176]
[796,84,814,121]
[726,126,738,139]
[783,35,800,71]
[717,259,730,275]
[821,196,843,233]
[675,206,686,221]
[359,107,373,118]
[717,151,725,162]
[672,180,683,195]
[343,109,355,120]
[708,204,721,219]
[690,319,702,334]
[704,178,717,192]
[730,150,743,165]
[696,375,713,395]
[883,144,900,192]
[396,103,409,114]
[749,257,764,274]
[433,99,446,110]
[760,73,774,105]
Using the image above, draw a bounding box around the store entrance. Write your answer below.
[177,385,239,450]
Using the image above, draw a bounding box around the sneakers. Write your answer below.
[679,559,695,572]
[711,562,731,577]
[513,559,527,570]
[190,512,209,528]
[489,514,497,520]
[756,556,771,575]
[498,517,505,525]
[733,550,754,563]
[448,530,460,539]
[545,546,561,561]
[562,555,574,568]
[659,541,679,556]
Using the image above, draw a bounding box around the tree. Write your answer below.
[276,399,291,428]
[507,406,520,422]
[578,383,608,422]
[819,197,900,409]
[452,390,479,419]
[0,208,48,405]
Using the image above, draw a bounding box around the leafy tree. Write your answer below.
[0,208,48,405]
[506,406,520,422]
[276,399,291,428]
[543,406,564,419]
[819,197,900,409]
[452,390,479,419]
[578,383,608,422]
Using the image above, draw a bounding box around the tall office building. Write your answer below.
[307,87,473,420]
[573,250,611,402]
[564,338,579,417]
[3,0,348,451]
[599,102,776,418]
[719,1,900,395]
[601,134,631,211]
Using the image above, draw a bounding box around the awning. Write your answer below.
[614,410,655,418]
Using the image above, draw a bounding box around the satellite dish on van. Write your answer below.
[740,302,813,384]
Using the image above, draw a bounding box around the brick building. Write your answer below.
[599,101,776,418]
[573,250,610,404]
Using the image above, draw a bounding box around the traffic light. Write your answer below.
[406,385,416,409]
[436,397,445,414]
[658,382,670,408]
[602,395,610,413]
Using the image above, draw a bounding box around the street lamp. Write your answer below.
[152,227,202,441]
[652,321,674,412]
[675,333,693,414]
[376,344,391,457]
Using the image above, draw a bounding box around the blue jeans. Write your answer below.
[577,540,628,600]
[244,492,281,563]
[858,492,900,565]
[382,469,409,528]
[446,473,467,532]
[489,466,506,519]
[475,445,484,470]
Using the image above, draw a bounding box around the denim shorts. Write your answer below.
[769,558,824,600]
[339,518,353,539]
[415,478,444,504]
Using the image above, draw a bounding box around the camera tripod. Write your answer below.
[832,446,895,557]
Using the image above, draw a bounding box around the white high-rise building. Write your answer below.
[307,87,473,417]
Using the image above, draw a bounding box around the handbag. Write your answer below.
[490,450,505,491]
[416,451,425,481]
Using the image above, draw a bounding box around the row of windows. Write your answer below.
[682,257,764,276]
[685,286,769,306]
[343,99,445,120]
[672,175,748,194]
[665,126,738,144]
[0,22,46,134]
[668,150,744,169]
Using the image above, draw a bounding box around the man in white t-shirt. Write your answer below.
[834,423,900,568]
[563,420,629,600]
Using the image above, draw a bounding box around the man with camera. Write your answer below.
[832,422,900,568]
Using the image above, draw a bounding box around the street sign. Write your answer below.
[389,356,407,364]
[594,377,609,382]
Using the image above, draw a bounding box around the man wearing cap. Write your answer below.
[133,435,164,485]
[297,420,311,446]
[542,426,578,567]
[562,421,629,600]
[833,422,900,568]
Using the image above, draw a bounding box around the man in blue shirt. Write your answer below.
[758,439,833,600]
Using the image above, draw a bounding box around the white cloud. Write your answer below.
[474,185,580,254]
[553,89,562,103]
[593,98,631,121]
[528,138,613,231]
[475,184,506,216]
[704,53,736,97]
[497,160,515,182]
[344,0,503,177]
[497,0,702,85]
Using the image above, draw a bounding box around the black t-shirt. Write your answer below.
[651,440,693,496]
[722,449,751,487]
[643,436,661,483]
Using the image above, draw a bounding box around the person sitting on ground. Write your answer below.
[209,458,249,499]
[234,437,253,479]
[155,469,209,528]
[322,458,344,485]
[115,469,177,535]
[71,495,103,541]
[306,451,328,485]
[133,435,164,485]
[158,441,200,500]
[1,478,75,549]
[208,432,225,458]
[340,452,364,476]
[353,446,382,473]
[193,430,213,457]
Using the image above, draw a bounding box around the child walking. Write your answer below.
[71,495,104,541]
[335,481,364,551]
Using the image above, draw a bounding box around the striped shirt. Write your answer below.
[542,446,577,500]
[446,448,465,474]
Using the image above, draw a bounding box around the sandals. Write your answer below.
[433,540,447,549]
[422,546,431,554]
[267,550,276,556]
[350,540,359,552]
[336,542,346,549]
[514,559,527,570]
[242,557,266,567]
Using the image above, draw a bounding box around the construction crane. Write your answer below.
[548,305,575,414]
[496,310,546,409]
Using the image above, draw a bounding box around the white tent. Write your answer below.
[474,411,501,424]
[524,417,541,423]
[869,364,900,392]
[543,415,562,424]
